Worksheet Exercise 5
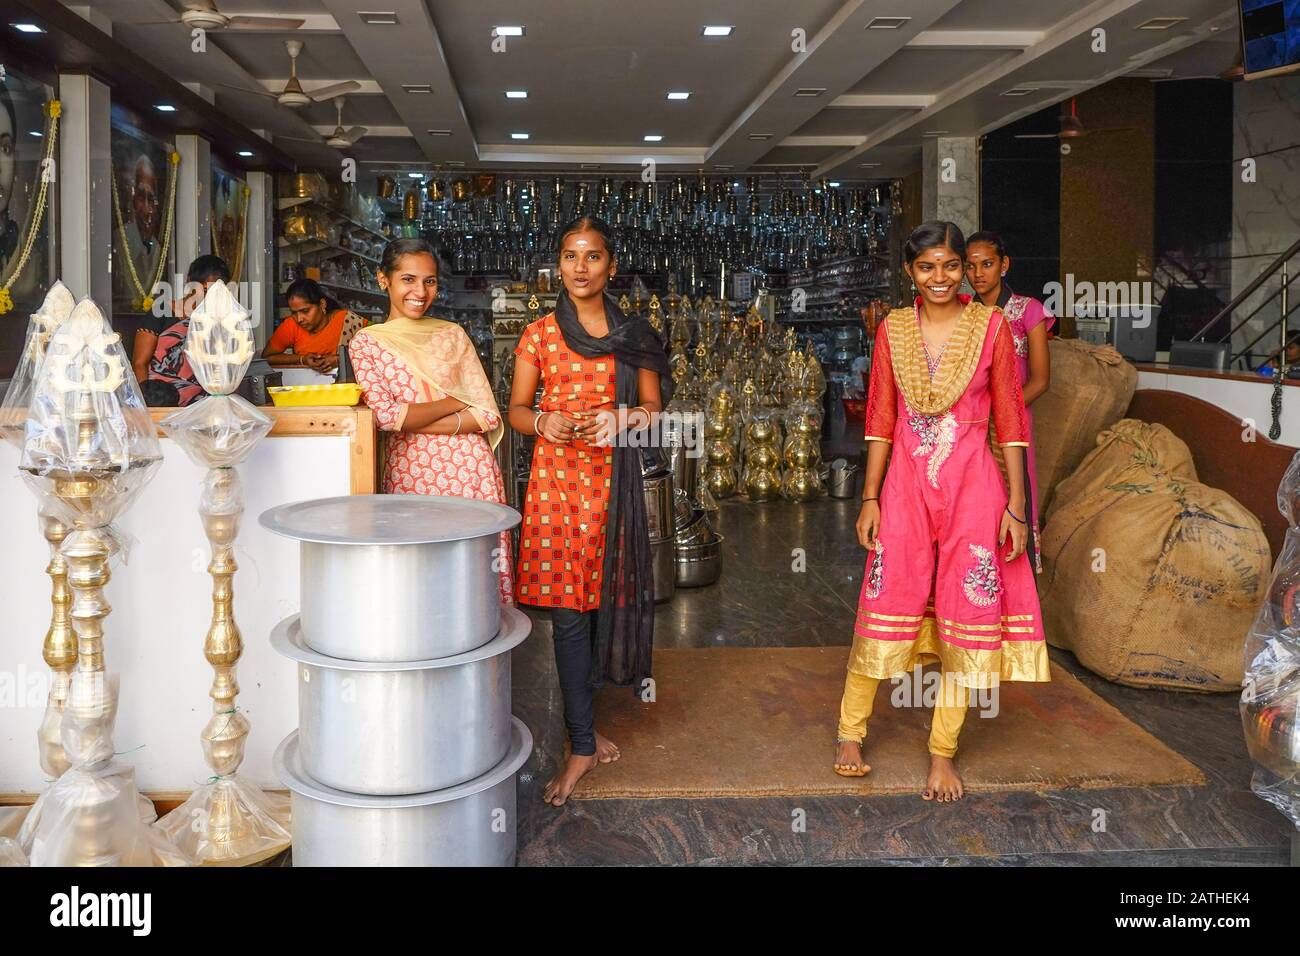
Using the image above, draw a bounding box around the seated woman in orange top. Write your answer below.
[263,278,366,372]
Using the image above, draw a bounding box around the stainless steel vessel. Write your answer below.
[643,472,675,543]
[271,607,530,796]
[260,495,520,662]
[676,533,724,587]
[274,718,533,867]
[664,411,702,501]
[652,538,676,603]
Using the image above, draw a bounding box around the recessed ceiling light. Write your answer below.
[748,133,773,140]
[866,17,911,29]
[1127,68,1174,79]
[702,26,733,37]
[643,134,663,142]
[426,129,452,136]
[493,25,525,37]
[829,181,841,187]
[359,11,399,25]
[1001,87,1036,96]
[666,91,691,100]
[921,130,948,137]
[29,130,41,138]
[505,90,528,99]
[237,150,253,157]
[155,104,177,112]
[446,160,465,167]
[511,132,530,139]
[11,22,44,33]
[713,165,734,170]
[794,88,827,97]
[1136,17,1187,30]
[408,172,424,178]
[402,84,433,94]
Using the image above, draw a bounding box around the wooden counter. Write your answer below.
[149,404,377,494]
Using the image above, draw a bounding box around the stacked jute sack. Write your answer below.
[1039,419,1271,692]
[993,338,1137,515]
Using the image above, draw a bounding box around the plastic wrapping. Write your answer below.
[17,673,188,866]
[160,394,273,469]
[741,407,782,502]
[0,838,25,867]
[183,279,255,396]
[155,777,291,865]
[19,298,162,530]
[0,281,77,449]
[1241,450,1300,829]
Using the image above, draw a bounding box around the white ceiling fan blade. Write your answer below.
[226,15,307,30]
[310,81,364,102]
[342,127,368,145]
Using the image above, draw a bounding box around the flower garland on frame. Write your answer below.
[110,148,180,313]
[210,183,251,283]
[0,100,61,315]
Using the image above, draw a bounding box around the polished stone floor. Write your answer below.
[511,494,1296,866]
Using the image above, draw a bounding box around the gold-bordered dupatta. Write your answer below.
[355,317,504,449]
[884,299,998,416]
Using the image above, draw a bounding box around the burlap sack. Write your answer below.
[1033,339,1136,514]
[1040,463,1270,692]
[1047,419,1197,520]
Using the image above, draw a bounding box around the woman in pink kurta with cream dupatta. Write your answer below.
[350,315,515,605]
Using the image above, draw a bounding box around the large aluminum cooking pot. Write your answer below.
[663,411,702,501]
[643,473,675,543]
[274,718,532,867]
[676,533,724,588]
[271,606,529,795]
[260,495,520,662]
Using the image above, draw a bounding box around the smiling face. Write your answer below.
[905,245,964,307]
[965,241,1007,299]
[287,294,329,334]
[559,227,616,301]
[379,252,438,319]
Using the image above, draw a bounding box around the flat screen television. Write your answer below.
[1239,0,1300,79]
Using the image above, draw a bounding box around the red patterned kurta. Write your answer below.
[514,312,616,610]
[349,332,515,606]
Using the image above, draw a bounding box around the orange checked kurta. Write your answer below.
[514,312,617,610]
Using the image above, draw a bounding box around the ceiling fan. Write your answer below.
[136,0,306,31]
[281,97,368,149]
[1015,98,1136,141]
[216,40,362,108]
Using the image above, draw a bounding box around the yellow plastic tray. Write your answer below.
[267,384,363,408]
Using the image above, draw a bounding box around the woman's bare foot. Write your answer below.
[595,732,621,764]
[921,754,963,802]
[542,753,599,807]
[833,739,871,777]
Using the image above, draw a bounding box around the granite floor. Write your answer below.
[511,494,1297,867]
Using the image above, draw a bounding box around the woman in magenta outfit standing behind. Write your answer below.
[965,230,1054,560]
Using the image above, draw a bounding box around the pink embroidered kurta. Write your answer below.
[854,303,1050,686]
[349,333,515,606]
[999,292,1055,517]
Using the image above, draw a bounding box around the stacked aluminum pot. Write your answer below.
[260,495,532,867]
[641,450,676,604]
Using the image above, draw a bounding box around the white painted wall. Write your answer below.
[0,435,351,795]
[1137,369,1300,448]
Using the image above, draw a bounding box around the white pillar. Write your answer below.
[246,171,274,347]
[57,73,112,312]
[174,134,211,275]
[921,136,979,238]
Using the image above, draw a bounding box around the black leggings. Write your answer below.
[551,608,596,757]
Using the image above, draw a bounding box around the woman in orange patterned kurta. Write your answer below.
[509,216,669,808]
[349,238,514,605]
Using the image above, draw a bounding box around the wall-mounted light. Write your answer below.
[511,132,530,140]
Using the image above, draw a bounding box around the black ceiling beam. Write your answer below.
[0,0,296,172]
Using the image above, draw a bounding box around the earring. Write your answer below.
[1000,271,1007,277]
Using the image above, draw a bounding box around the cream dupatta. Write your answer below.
[884,298,998,415]
[355,317,504,449]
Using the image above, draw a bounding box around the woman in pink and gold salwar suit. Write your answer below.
[833,221,1050,801]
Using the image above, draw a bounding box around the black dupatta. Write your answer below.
[553,289,674,689]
